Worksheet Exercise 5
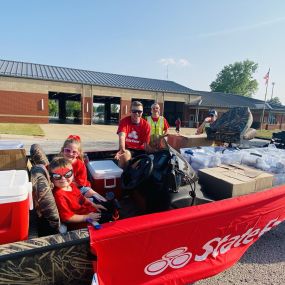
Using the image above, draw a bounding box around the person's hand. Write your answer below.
[93,203,107,212]
[204,117,212,123]
[145,143,155,153]
[114,149,126,160]
[86,212,101,222]
[196,127,203,135]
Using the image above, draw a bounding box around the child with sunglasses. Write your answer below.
[60,135,107,203]
[61,135,120,220]
[50,156,105,230]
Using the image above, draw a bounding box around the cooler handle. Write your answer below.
[104,176,116,189]
[28,182,34,210]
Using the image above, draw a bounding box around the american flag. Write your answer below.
[264,69,270,85]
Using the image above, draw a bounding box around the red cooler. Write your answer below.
[87,160,123,198]
[0,170,32,245]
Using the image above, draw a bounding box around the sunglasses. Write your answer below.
[64,148,79,156]
[131,110,143,114]
[51,169,73,180]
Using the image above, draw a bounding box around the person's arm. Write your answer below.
[56,194,102,223]
[163,117,169,136]
[195,117,211,135]
[118,132,126,152]
[66,212,101,223]
[143,122,151,150]
[115,132,126,160]
[89,202,107,211]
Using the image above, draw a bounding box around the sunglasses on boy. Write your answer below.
[131,109,143,114]
[64,148,79,156]
[51,169,73,180]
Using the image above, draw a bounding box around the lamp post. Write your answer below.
[271,82,275,100]
[166,64,169,80]
[195,99,203,128]
[268,82,275,124]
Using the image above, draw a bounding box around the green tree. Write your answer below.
[267,96,282,106]
[210,60,258,97]
[66,101,81,117]
[48,100,58,116]
[96,104,105,113]
[111,104,119,113]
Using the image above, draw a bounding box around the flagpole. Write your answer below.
[260,68,270,130]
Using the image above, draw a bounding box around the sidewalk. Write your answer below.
[0,124,197,154]
[39,124,197,141]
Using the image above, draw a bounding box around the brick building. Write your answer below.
[0,59,199,125]
[185,91,285,130]
[1,59,285,130]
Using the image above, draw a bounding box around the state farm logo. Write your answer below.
[144,247,191,276]
[128,131,138,139]
[143,218,282,277]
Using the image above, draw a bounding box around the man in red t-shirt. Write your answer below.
[115,101,150,168]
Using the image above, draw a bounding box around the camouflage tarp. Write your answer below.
[205,107,253,143]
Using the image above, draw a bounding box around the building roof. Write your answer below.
[190,90,285,111]
[0,59,194,95]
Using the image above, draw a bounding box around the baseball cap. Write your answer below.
[209,110,217,117]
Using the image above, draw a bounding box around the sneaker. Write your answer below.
[30,144,49,166]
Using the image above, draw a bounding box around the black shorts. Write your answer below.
[128,149,146,158]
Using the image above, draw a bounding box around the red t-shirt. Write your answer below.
[53,183,97,229]
[72,158,91,188]
[175,119,181,127]
[150,116,170,131]
[117,116,150,150]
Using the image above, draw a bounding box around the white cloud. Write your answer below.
[159,57,190,67]
[159,58,176,66]
[178,58,190,66]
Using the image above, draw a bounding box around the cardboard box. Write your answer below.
[168,134,213,151]
[0,149,27,170]
[198,164,274,200]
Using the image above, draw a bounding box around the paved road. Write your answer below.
[0,124,284,284]
[195,222,285,285]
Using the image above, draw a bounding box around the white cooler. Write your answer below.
[0,170,32,244]
[87,160,123,198]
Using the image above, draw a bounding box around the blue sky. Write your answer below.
[1,0,284,103]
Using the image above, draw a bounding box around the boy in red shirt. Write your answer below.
[115,101,150,168]
[50,156,105,230]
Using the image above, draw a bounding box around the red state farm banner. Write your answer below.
[89,186,285,285]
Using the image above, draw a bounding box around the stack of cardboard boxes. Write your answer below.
[167,134,213,151]
[198,164,274,200]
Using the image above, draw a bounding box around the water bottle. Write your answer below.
[86,218,101,229]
